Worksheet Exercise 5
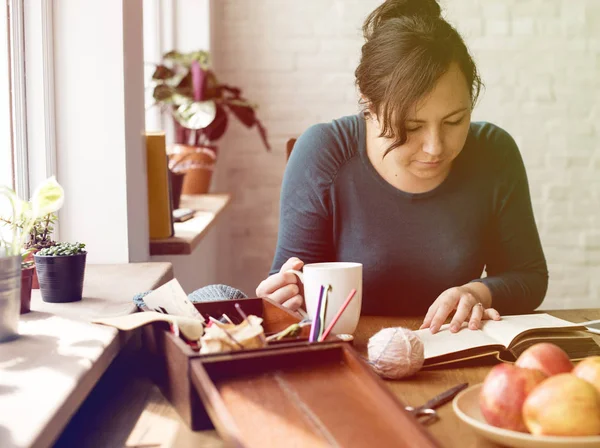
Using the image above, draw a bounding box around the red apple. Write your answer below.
[515,343,573,376]
[523,373,600,436]
[572,356,600,395]
[479,363,547,432]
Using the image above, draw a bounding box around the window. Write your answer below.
[0,3,13,189]
[1,1,30,198]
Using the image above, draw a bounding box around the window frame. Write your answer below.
[6,0,29,197]
[22,0,57,196]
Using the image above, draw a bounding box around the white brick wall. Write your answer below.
[212,0,600,310]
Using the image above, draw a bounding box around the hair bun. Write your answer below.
[363,0,442,39]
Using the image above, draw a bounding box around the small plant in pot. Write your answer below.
[0,176,64,341]
[2,213,58,289]
[34,242,87,303]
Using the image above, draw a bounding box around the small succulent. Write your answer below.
[37,242,86,257]
[27,213,58,250]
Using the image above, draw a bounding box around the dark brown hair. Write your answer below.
[355,0,482,155]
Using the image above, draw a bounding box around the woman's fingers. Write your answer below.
[450,298,473,332]
[282,294,303,311]
[429,302,453,334]
[256,257,304,297]
[266,283,300,305]
[484,308,501,321]
[279,257,304,273]
[420,304,438,329]
[256,270,299,297]
[469,303,484,330]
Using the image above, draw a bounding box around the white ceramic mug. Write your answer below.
[288,262,362,335]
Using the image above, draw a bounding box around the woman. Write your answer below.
[256,0,548,334]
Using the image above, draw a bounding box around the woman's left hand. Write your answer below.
[419,285,501,334]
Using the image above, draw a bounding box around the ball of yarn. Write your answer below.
[188,284,248,302]
[368,327,424,380]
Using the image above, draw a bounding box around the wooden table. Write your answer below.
[54,308,600,448]
[0,263,173,448]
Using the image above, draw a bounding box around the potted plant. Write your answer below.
[20,250,35,314]
[34,242,87,303]
[149,49,270,197]
[2,212,58,289]
[0,176,64,341]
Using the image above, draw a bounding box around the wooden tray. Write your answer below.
[141,297,328,430]
[190,342,440,448]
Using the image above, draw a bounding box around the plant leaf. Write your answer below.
[151,64,176,81]
[172,100,217,130]
[218,84,242,99]
[255,119,271,152]
[30,176,64,219]
[191,61,206,101]
[227,102,256,128]
[153,84,174,103]
[201,105,229,142]
[163,50,185,64]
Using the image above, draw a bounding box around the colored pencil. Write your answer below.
[318,285,331,341]
[319,288,357,342]
[309,285,325,343]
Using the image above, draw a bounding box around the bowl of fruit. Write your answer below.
[453,343,600,448]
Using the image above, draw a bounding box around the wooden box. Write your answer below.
[190,342,439,447]
[141,297,315,430]
[141,298,439,447]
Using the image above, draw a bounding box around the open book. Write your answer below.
[415,313,600,368]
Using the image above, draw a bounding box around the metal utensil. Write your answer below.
[405,382,469,425]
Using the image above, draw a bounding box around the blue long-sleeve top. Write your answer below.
[270,114,548,316]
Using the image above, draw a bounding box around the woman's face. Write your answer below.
[375,63,472,184]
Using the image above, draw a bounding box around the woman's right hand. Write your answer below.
[255,257,304,311]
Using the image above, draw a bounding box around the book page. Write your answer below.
[510,334,600,360]
[481,313,582,349]
[414,323,498,359]
[142,278,204,320]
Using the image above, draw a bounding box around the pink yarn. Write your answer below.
[368,327,424,379]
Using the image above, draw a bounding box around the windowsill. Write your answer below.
[149,194,232,256]
[0,262,173,448]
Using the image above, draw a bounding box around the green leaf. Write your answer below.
[172,100,217,130]
[153,84,174,103]
[30,176,64,219]
[37,241,86,256]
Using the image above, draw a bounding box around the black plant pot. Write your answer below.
[169,170,186,211]
[34,253,87,303]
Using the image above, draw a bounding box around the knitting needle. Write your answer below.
[317,285,331,341]
[319,288,357,342]
[309,285,325,343]
[208,316,244,349]
[235,303,267,345]
[220,327,245,350]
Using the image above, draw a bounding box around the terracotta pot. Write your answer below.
[168,144,217,195]
[20,267,34,314]
[24,250,40,289]
[169,170,186,210]
[32,268,39,289]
